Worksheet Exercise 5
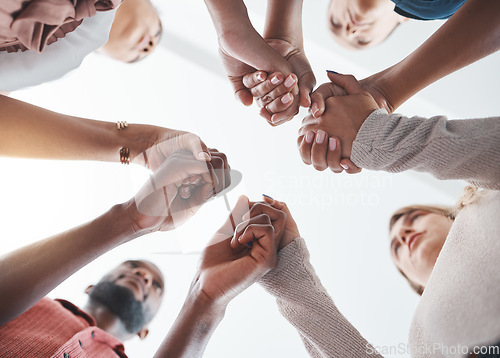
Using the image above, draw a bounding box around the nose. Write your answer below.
[132,267,153,288]
[345,22,359,39]
[397,227,414,245]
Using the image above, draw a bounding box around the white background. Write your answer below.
[2,0,499,357]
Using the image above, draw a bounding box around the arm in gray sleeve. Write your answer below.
[351,109,500,190]
[259,238,383,358]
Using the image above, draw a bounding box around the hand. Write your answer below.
[130,126,211,171]
[193,195,278,306]
[131,149,230,232]
[217,26,297,108]
[310,71,392,118]
[298,73,378,173]
[230,195,300,251]
[242,38,315,125]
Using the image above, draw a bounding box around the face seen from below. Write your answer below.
[327,0,407,50]
[101,0,162,63]
[89,259,165,337]
[389,210,453,288]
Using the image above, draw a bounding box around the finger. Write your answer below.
[179,184,192,199]
[310,130,329,171]
[309,82,347,118]
[340,158,363,174]
[326,72,364,95]
[260,107,273,124]
[179,132,211,161]
[239,224,275,253]
[213,195,251,242]
[326,137,343,173]
[231,214,272,248]
[255,74,296,108]
[268,95,300,125]
[298,131,315,165]
[229,76,254,106]
[251,72,284,98]
[242,203,286,239]
[242,71,267,89]
[298,122,317,138]
[209,149,231,191]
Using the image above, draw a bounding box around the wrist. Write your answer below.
[105,200,147,244]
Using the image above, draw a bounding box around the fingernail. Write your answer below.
[340,163,349,170]
[198,152,211,160]
[284,75,295,88]
[312,104,319,117]
[256,72,265,81]
[262,194,274,200]
[281,93,293,104]
[204,188,215,199]
[271,76,281,85]
[326,70,339,74]
[329,138,337,151]
[305,131,314,143]
[316,130,326,144]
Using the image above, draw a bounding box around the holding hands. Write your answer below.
[298,73,379,173]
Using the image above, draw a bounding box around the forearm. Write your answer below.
[0,200,140,325]
[264,0,304,45]
[372,0,500,112]
[352,110,500,189]
[0,95,148,162]
[203,0,253,36]
[155,292,225,358]
[259,238,381,358]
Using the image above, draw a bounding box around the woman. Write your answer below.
[0,0,162,92]
[256,186,500,357]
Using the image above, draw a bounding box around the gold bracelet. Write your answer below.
[116,121,128,130]
[120,147,130,165]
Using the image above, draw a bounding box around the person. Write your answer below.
[98,0,162,63]
[203,0,315,125]
[0,142,230,326]
[154,187,499,357]
[326,0,468,50]
[0,0,161,92]
[244,0,500,120]
[0,259,165,357]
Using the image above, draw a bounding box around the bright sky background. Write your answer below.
[2,0,499,357]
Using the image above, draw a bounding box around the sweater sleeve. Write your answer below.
[351,110,500,190]
[259,238,383,358]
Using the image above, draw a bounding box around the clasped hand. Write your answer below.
[297,73,379,173]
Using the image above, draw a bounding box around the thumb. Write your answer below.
[298,71,316,108]
[326,72,364,95]
[230,76,254,106]
[177,132,211,161]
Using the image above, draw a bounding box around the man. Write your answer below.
[0,259,164,357]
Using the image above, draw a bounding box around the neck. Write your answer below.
[83,300,134,341]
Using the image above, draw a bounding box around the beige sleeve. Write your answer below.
[351,110,500,190]
[259,238,383,358]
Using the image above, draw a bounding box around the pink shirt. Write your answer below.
[0,297,127,358]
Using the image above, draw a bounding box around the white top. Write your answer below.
[0,9,116,92]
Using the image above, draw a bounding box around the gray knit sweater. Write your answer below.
[259,110,500,357]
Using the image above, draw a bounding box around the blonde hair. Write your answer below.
[389,186,481,295]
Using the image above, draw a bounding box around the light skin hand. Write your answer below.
[298,73,378,173]
[132,149,231,233]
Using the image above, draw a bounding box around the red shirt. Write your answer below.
[0,297,127,358]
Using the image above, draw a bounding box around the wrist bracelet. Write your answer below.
[116,121,128,130]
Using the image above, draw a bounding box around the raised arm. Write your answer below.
[361,0,500,113]
[257,198,383,358]
[0,151,230,325]
[299,74,500,189]
[154,196,286,357]
[0,94,211,170]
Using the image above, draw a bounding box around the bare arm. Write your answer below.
[264,0,304,46]
[0,152,230,325]
[362,0,500,113]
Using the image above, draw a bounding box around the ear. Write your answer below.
[84,285,94,295]
[137,327,149,340]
